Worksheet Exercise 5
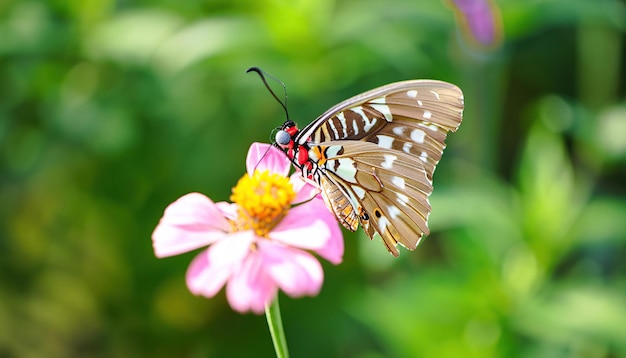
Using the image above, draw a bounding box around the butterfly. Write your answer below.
[267,75,464,256]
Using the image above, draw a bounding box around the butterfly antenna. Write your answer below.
[246,67,290,121]
[269,127,280,146]
[253,144,274,172]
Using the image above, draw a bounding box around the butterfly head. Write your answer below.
[275,120,299,150]
[275,120,314,175]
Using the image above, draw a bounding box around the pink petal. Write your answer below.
[226,250,277,314]
[270,197,344,264]
[259,241,323,297]
[215,201,238,221]
[246,142,291,177]
[152,193,232,258]
[270,218,329,250]
[185,249,228,297]
[289,173,320,204]
[185,231,255,297]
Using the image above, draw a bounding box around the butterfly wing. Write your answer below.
[298,80,464,256]
[296,80,463,140]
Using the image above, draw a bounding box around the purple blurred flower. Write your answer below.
[449,0,502,47]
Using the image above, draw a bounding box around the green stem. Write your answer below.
[265,295,290,358]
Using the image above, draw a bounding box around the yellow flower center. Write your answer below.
[230,170,296,237]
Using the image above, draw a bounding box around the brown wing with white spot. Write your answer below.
[297,80,462,139]
[298,80,464,256]
[317,141,434,257]
[366,84,463,180]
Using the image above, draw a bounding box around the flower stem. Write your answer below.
[265,296,290,358]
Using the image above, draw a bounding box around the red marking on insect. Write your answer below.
[286,126,298,136]
[297,145,309,165]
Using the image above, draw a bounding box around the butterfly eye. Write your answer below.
[275,130,291,146]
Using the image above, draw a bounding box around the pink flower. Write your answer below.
[152,143,343,314]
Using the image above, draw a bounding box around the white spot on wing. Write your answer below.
[337,112,347,137]
[376,135,394,149]
[328,119,340,138]
[402,142,413,153]
[336,158,357,181]
[388,205,401,219]
[370,99,393,121]
[397,193,409,206]
[378,216,389,233]
[410,129,425,144]
[381,154,396,169]
[352,185,366,199]
[352,106,378,132]
[351,114,359,135]
[418,122,440,132]
[420,151,428,162]
[326,145,343,158]
[417,100,423,106]
[392,126,404,136]
[391,176,405,189]
[407,90,417,98]
[308,148,320,161]
[423,110,432,119]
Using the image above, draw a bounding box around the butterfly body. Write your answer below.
[275,80,464,257]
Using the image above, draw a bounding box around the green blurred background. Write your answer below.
[1,0,625,357]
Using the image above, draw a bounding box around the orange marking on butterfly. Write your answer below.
[358,206,367,219]
[311,146,328,167]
